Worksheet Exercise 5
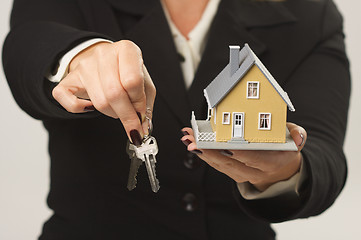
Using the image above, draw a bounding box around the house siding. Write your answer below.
[215,65,287,143]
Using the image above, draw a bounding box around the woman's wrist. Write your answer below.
[252,152,302,192]
[68,42,112,73]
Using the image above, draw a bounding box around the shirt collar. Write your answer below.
[161,0,221,58]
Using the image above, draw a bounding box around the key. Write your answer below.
[126,136,160,193]
[140,136,160,193]
[126,141,143,191]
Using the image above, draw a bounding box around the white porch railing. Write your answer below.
[191,112,216,142]
[198,132,216,142]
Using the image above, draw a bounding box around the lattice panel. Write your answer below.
[199,132,216,142]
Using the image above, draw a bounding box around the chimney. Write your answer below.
[229,45,240,76]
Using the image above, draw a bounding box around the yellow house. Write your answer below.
[192,44,296,149]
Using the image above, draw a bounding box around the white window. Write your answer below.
[207,108,213,120]
[247,81,259,99]
[259,113,271,130]
[222,112,230,124]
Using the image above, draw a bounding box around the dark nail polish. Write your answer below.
[182,130,189,136]
[130,129,142,147]
[191,150,203,155]
[84,106,96,112]
[220,150,233,157]
[137,112,142,124]
[182,139,192,146]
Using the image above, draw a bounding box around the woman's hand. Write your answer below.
[181,123,306,191]
[52,40,156,145]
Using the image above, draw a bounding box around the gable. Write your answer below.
[204,46,254,108]
[216,65,287,111]
[204,44,295,112]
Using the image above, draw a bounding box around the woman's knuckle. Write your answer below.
[122,73,144,90]
[52,86,62,99]
[120,117,139,130]
[68,99,80,112]
[93,45,105,56]
[105,86,123,102]
[118,40,132,48]
[77,60,88,70]
[94,98,109,111]
[118,40,142,53]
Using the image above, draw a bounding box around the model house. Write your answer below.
[191,44,297,150]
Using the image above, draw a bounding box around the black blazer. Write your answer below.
[3,0,350,239]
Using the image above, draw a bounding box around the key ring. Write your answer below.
[145,107,153,137]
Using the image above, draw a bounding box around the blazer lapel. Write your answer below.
[125,1,191,126]
[188,0,297,118]
[77,0,123,40]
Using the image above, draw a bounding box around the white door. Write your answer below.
[233,113,244,138]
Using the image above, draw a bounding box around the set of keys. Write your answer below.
[126,112,160,193]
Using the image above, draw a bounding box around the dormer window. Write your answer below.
[247,81,259,99]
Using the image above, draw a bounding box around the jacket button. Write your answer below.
[184,152,200,169]
[182,193,198,212]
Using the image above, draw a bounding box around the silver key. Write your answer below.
[126,141,143,191]
[141,136,160,192]
[126,136,160,193]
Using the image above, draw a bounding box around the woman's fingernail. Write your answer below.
[299,133,305,147]
[220,150,233,157]
[137,112,142,124]
[182,139,192,146]
[182,130,189,136]
[130,129,142,147]
[191,150,203,155]
[84,106,96,112]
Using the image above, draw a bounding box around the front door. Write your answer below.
[233,113,244,138]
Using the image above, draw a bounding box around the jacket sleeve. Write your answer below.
[2,0,114,120]
[234,0,350,223]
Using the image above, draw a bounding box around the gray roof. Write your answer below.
[204,44,295,112]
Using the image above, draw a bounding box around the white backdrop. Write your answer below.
[0,1,360,239]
